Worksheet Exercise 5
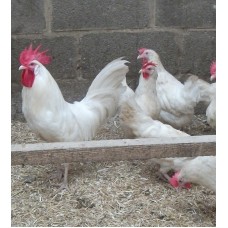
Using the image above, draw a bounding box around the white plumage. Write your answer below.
[206,61,216,128]
[120,62,189,138]
[134,63,161,119]
[177,156,216,192]
[119,77,135,105]
[19,45,129,191]
[120,96,189,138]
[206,94,216,129]
[152,157,193,181]
[184,75,216,129]
[137,49,208,128]
[21,57,129,142]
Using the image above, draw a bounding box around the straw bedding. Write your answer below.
[11,115,216,227]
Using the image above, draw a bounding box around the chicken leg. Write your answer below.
[50,163,70,193]
[58,163,70,191]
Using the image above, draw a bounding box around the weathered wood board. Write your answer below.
[11,135,216,166]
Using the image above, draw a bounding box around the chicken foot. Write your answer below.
[50,163,70,193]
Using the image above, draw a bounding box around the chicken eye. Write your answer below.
[145,52,148,55]
[147,67,152,70]
[29,62,35,67]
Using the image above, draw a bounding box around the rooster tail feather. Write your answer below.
[87,58,129,94]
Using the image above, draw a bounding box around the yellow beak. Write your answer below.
[19,65,26,70]
[137,54,142,60]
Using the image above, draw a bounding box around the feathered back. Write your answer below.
[178,156,216,191]
[19,44,51,66]
[183,75,211,103]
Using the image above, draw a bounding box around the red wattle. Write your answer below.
[142,72,149,79]
[21,69,35,88]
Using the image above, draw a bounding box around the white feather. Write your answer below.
[22,58,129,142]
[141,50,211,128]
[205,83,216,129]
[178,156,216,192]
[120,97,189,138]
[135,68,161,119]
[152,157,193,175]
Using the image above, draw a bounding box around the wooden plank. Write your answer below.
[11,135,216,166]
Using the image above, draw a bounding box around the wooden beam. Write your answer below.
[11,135,216,166]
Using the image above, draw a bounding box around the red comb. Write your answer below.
[142,61,157,69]
[210,61,216,76]
[169,172,179,188]
[19,44,51,66]
[169,172,191,189]
[138,48,147,55]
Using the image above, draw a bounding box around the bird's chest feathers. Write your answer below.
[137,76,157,95]
[22,82,60,124]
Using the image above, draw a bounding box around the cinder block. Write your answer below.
[52,0,151,31]
[80,32,138,83]
[12,37,79,85]
[12,0,46,34]
[79,31,180,89]
[156,0,216,28]
[180,31,216,80]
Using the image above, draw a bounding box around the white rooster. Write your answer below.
[18,44,129,190]
[169,156,216,192]
[137,48,206,129]
[120,62,189,138]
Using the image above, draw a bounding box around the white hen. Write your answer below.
[170,156,216,192]
[206,89,216,129]
[120,96,189,138]
[137,48,206,128]
[152,157,193,181]
[134,62,161,119]
[120,61,189,138]
[18,45,129,190]
[183,75,211,105]
[183,62,216,129]
[206,61,216,129]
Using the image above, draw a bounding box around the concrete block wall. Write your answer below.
[12,0,216,120]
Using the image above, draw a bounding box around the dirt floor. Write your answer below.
[11,115,216,227]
